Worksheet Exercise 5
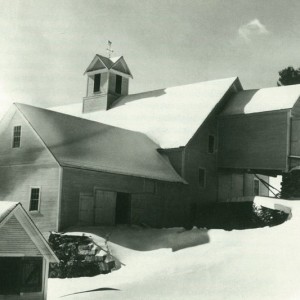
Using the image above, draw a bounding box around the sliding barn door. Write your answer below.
[78,194,94,225]
[95,190,117,225]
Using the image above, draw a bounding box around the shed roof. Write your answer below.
[221,84,300,116]
[15,103,184,183]
[51,77,239,148]
[0,201,58,262]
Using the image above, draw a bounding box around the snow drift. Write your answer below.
[48,197,300,300]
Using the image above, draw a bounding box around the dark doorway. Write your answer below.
[0,257,21,295]
[115,193,131,224]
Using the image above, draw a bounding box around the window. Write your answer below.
[0,257,43,295]
[13,125,21,148]
[93,73,101,93]
[199,168,206,188]
[115,75,122,94]
[254,179,260,196]
[29,188,40,211]
[208,135,215,153]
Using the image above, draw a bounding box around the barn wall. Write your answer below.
[131,181,188,227]
[218,111,289,171]
[218,171,270,202]
[60,167,156,230]
[159,149,184,176]
[0,108,60,234]
[0,107,57,166]
[183,111,219,206]
[0,165,60,234]
[291,118,300,158]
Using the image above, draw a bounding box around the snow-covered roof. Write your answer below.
[16,103,185,183]
[51,77,239,148]
[0,201,18,223]
[221,84,300,116]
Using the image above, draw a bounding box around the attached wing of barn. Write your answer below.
[218,84,300,173]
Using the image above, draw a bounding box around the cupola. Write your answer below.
[82,45,133,113]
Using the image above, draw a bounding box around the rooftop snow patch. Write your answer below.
[50,77,239,148]
[0,201,18,222]
[221,84,300,115]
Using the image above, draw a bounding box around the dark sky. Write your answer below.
[1,0,300,118]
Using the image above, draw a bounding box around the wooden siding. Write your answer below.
[159,149,184,176]
[83,93,108,113]
[131,181,188,227]
[0,108,60,235]
[0,215,41,256]
[86,72,108,97]
[108,73,129,96]
[183,111,219,205]
[0,108,57,167]
[60,167,155,230]
[291,118,300,158]
[291,99,300,118]
[0,165,60,234]
[218,171,269,202]
[218,111,289,171]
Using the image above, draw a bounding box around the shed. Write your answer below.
[0,201,58,300]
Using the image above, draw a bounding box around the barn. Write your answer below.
[0,201,58,299]
[1,53,299,234]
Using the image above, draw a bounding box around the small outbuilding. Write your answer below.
[0,201,58,300]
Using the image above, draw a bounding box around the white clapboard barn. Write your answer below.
[0,202,58,300]
[2,53,300,234]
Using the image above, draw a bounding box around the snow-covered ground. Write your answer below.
[48,197,300,300]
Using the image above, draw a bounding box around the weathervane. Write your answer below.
[106,40,114,58]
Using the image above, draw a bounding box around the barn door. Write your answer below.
[79,193,94,225]
[95,190,117,225]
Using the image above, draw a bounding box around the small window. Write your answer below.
[199,168,206,188]
[115,75,122,94]
[93,73,101,93]
[208,135,215,153]
[254,179,260,196]
[13,126,21,148]
[29,188,40,211]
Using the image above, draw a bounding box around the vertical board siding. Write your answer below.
[184,112,219,205]
[160,149,184,176]
[60,167,155,230]
[0,215,41,256]
[218,171,270,202]
[131,181,188,227]
[218,111,288,170]
[291,118,300,157]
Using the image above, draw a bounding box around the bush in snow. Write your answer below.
[48,232,115,278]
